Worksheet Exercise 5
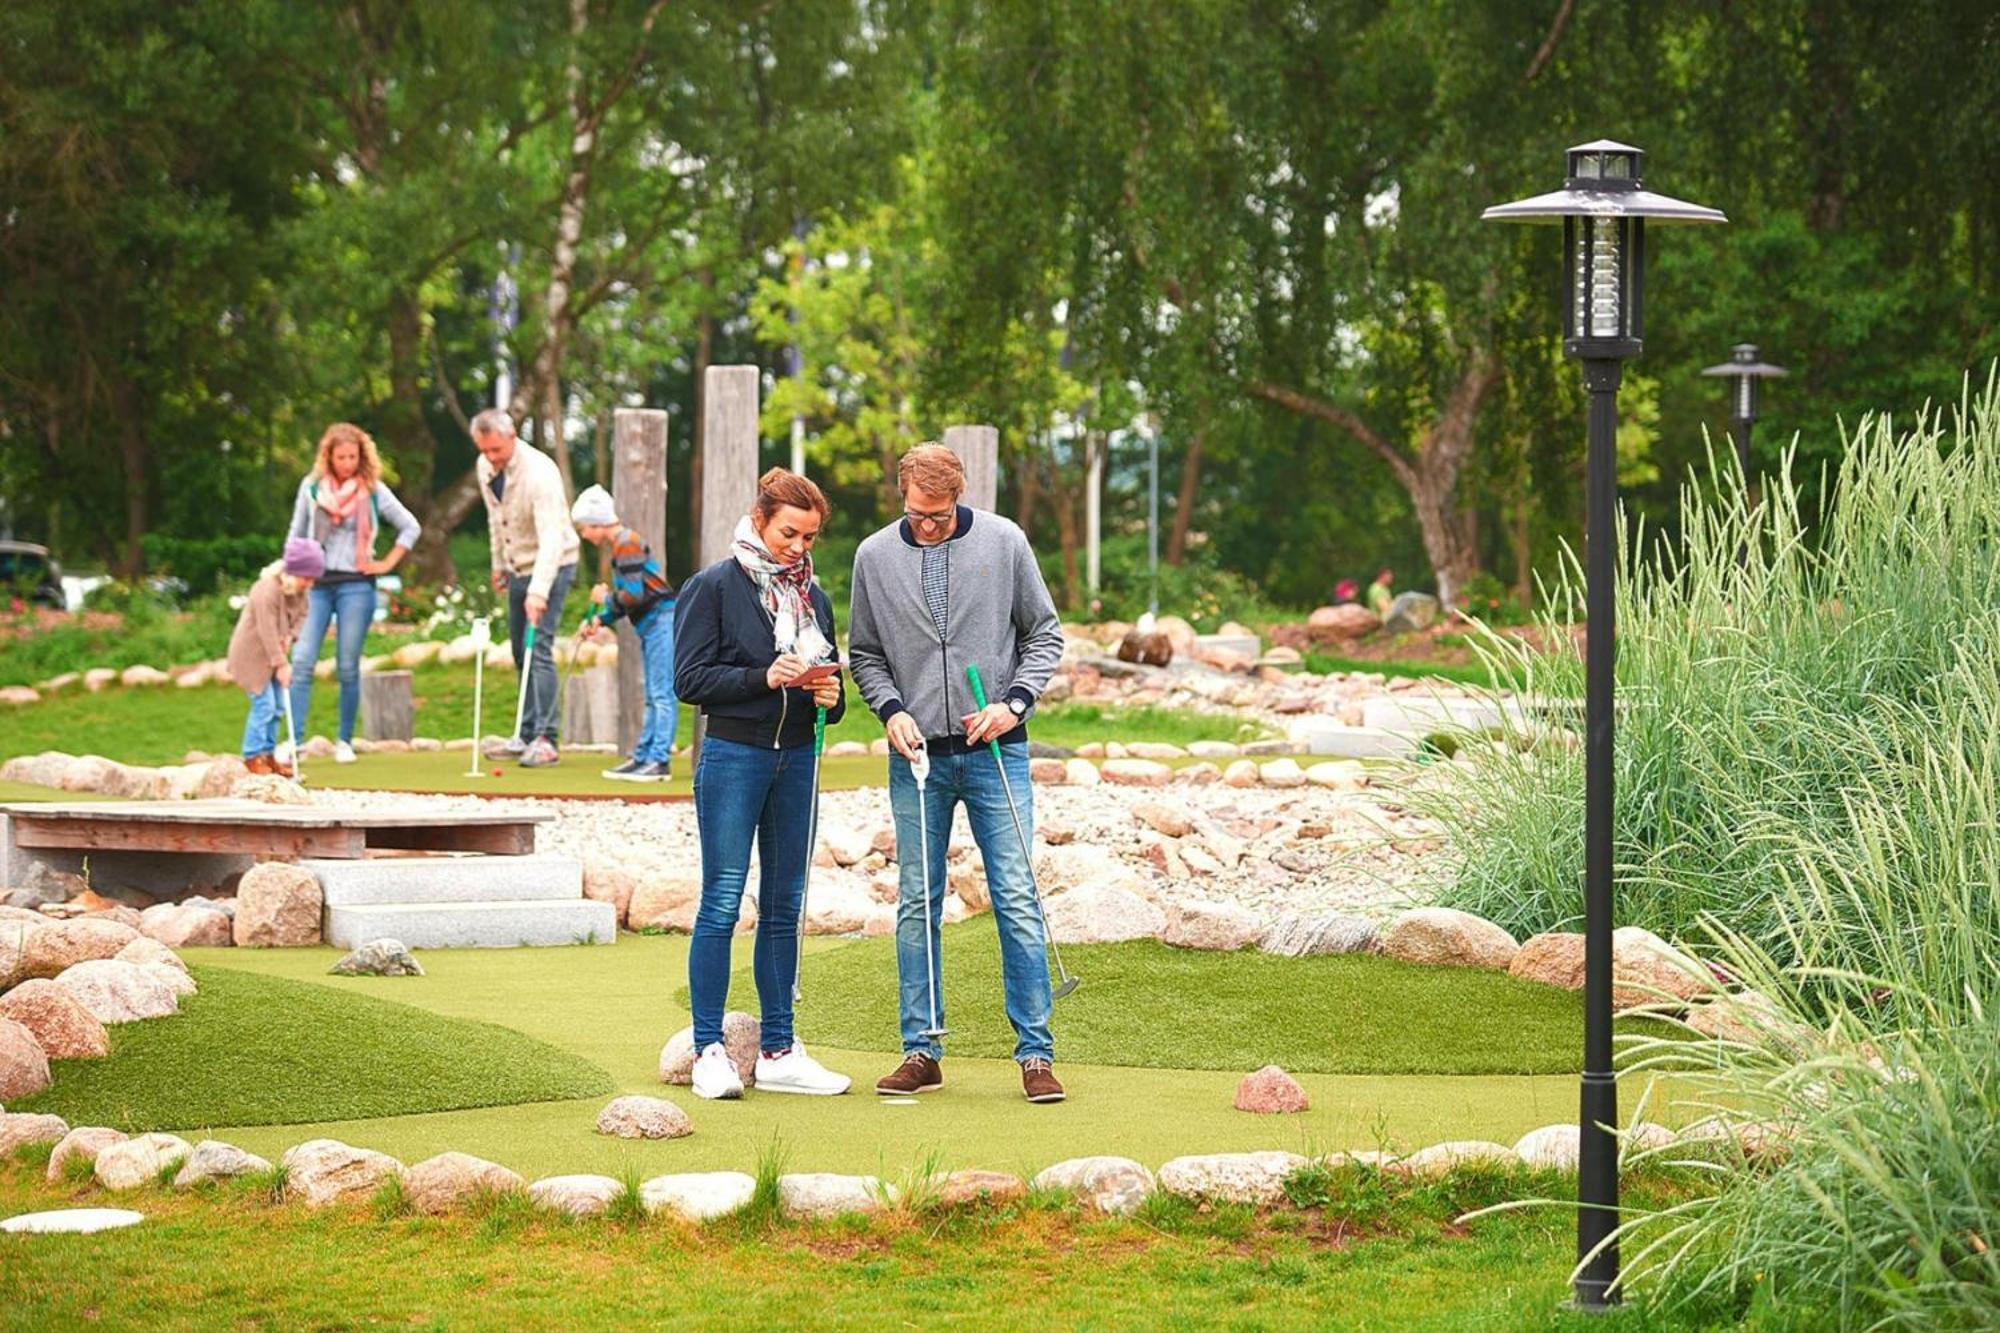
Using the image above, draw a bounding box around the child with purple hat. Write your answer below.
[227,538,323,776]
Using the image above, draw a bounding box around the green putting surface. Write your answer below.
[301,749,890,798]
[146,936,1684,1182]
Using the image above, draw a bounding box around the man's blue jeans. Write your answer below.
[689,735,813,1053]
[631,602,678,764]
[289,579,377,744]
[888,741,1054,1064]
[240,681,284,758]
[507,564,576,742]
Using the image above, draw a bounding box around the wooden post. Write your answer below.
[691,365,762,768]
[359,671,415,741]
[611,407,669,754]
[943,424,999,511]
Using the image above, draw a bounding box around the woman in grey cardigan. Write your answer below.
[282,422,422,763]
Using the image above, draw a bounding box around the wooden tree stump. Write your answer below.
[563,665,620,745]
[359,671,415,742]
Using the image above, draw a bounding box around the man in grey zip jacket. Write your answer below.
[848,443,1070,1103]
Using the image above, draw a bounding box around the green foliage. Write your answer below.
[1081,533,1305,630]
[0,590,242,688]
[140,535,281,597]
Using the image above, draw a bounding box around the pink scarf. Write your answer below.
[316,475,373,559]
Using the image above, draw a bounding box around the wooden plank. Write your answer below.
[363,824,536,855]
[10,816,365,859]
[0,801,551,828]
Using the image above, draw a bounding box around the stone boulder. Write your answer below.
[47,1127,128,1182]
[137,902,233,950]
[231,774,311,805]
[0,1112,70,1156]
[529,1174,624,1217]
[580,860,637,928]
[802,868,876,935]
[21,917,141,980]
[1100,759,1173,788]
[1259,758,1306,789]
[58,755,124,794]
[282,1139,405,1208]
[54,959,179,1023]
[234,863,322,947]
[640,1171,758,1222]
[116,937,188,974]
[1684,988,1815,1053]
[0,751,72,788]
[1131,802,1193,838]
[141,962,197,999]
[1162,901,1263,952]
[1260,913,1379,957]
[1158,1152,1309,1207]
[1508,932,1585,990]
[120,664,172,688]
[1234,1065,1311,1114]
[0,979,109,1060]
[1609,926,1715,1009]
[1308,604,1381,643]
[94,1133,192,1190]
[1,921,40,990]
[1116,629,1173,667]
[1304,761,1366,792]
[778,1172,894,1219]
[1378,907,1519,970]
[627,874,703,932]
[1393,1140,1516,1180]
[195,755,250,799]
[404,1152,525,1214]
[0,1018,52,1099]
[329,939,424,977]
[1383,591,1441,635]
[933,1169,1028,1208]
[172,1140,272,1188]
[1044,883,1166,945]
[659,1011,760,1086]
[1512,1124,1579,1171]
[1222,759,1260,788]
[596,1094,693,1140]
[1031,1157,1155,1215]
[1062,758,1100,787]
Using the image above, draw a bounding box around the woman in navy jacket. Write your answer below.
[673,467,850,1100]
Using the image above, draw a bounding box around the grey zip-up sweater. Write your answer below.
[848,506,1065,749]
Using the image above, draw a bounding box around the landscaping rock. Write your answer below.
[1044,883,1166,944]
[1383,592,1441,634]
[172,1140,271,1188]
[1234,1065,1311,1114]
[529,1174,624,1217]
[1393,1140,1516,1179]
[47,1127,127,1182]
[233,863,322,947]
[329,939,424,977]
[1684,988,1815,1052]
[0,1018,52,1100]
[1610,926,1715,1009]
[1062,758,1100,787]
[58,754,124,793]
[0,980,109,1060]
[1162,901,1263,952]
[1,751,71,787]
[93,1133,192,1190]
[404,1152,525,1213]
[1304,761,1366,791]
[658,1011,760,1086]
[0,1113,70,1158]
[580,860,637,927]
[136,903,232,950]
[120,665,172,688]
[116,937,188,975]
[53,959,179,1023]
[82,668,116,693]
[596,1095,693,1140]
[141,962,197,998]
[1512,1124,1580,1171]
[627,873,703,932]
[282,1139,405,1208]
[779,1172,894,1219]
[1132,802,1193,839]
[1222,759,1260,788]
[1259,913,1378,957]
[20,917,141,980]
[1259,758,1306,788]
[818,825,873,868]
[1308,604,1381,642]
[1032,1157,1155,1215]
[0,923,40,991]
[231,774,312,805]
[1158,1152,1309,1207]
[1378,907,1519,970]
[1508,932,1585,990]
[934,1169,1028,1208]
[195,755,250,799]
[1029,757,1068,784]
[1100,759,1173,787]
[641,1171,757,1222]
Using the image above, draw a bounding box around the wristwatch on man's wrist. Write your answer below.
[1007,696,1027,718]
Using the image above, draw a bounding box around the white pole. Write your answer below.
[466,616,490,777]
[1085,429,1102,597]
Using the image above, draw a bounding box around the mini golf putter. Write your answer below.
[909,738,949,1040]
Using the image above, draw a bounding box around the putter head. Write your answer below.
[1052,977,1080,1000]
[920,1026,951,1040]
[791,984,803,1004]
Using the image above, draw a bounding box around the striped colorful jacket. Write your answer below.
[595,525,675,626]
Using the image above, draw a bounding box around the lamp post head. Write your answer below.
[1701,343,1788,422]
[1483,141,1726,361]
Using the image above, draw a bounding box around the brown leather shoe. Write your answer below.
[1021,1057,1065,1103]
[875,1052,943,1095]
[269,756,296,778]
[244,753,276,776]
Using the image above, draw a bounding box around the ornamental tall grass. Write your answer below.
[1423,366,2000,974]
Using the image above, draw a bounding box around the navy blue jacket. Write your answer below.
[672,557,847,749]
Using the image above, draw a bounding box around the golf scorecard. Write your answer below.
[787,662,842,688]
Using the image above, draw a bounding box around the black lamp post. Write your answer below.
[1482,141,1725,1310]
[1701,344,1787,489]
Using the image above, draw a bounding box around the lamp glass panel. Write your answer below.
[1589,217,1622,337]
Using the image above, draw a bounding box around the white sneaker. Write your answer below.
[333,741,357,764]
[273,739,295,765]
[690,1042,744,1100]
[754,1043,852,1096]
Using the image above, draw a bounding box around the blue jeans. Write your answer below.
[240,681,285,758]
[631,602,678,763]
[508,564,576,741]
[889,742,1054,1064]
[289,579,377,743]
[689,735,814,1052]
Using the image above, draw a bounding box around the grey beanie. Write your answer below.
[570,484,617,527]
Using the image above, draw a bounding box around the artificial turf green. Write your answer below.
[6,965,612,1131]
[748,915,1679,1076]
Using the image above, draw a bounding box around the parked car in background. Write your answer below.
[0,541,66,609]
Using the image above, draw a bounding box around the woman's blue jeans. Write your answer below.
[289,579,376,743]
[689,734,814,1052]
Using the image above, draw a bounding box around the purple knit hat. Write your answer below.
[282,537,326,579]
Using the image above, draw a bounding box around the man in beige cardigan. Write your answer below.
[472,408,580,767]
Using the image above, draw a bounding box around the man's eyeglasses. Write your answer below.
[903,507,954,528]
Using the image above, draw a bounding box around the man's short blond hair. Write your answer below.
[898,443,964,499]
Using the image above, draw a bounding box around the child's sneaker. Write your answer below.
[691,1042,744,1100]
[754,1044,851,1096]
[273,739,295,765]
[604,758,646,781]
[333,741,357,764]
[633,761,673,782]
[519,737,560,768]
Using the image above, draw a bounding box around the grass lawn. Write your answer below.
[5,967,611,1130]
[731,916,1682,1076]
[0,1154,1734,1331]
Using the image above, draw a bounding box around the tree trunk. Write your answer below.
[112,378,148,579]
[1052,460,1082,612]
[1166,429,1204,565]
[530,0,596,500]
